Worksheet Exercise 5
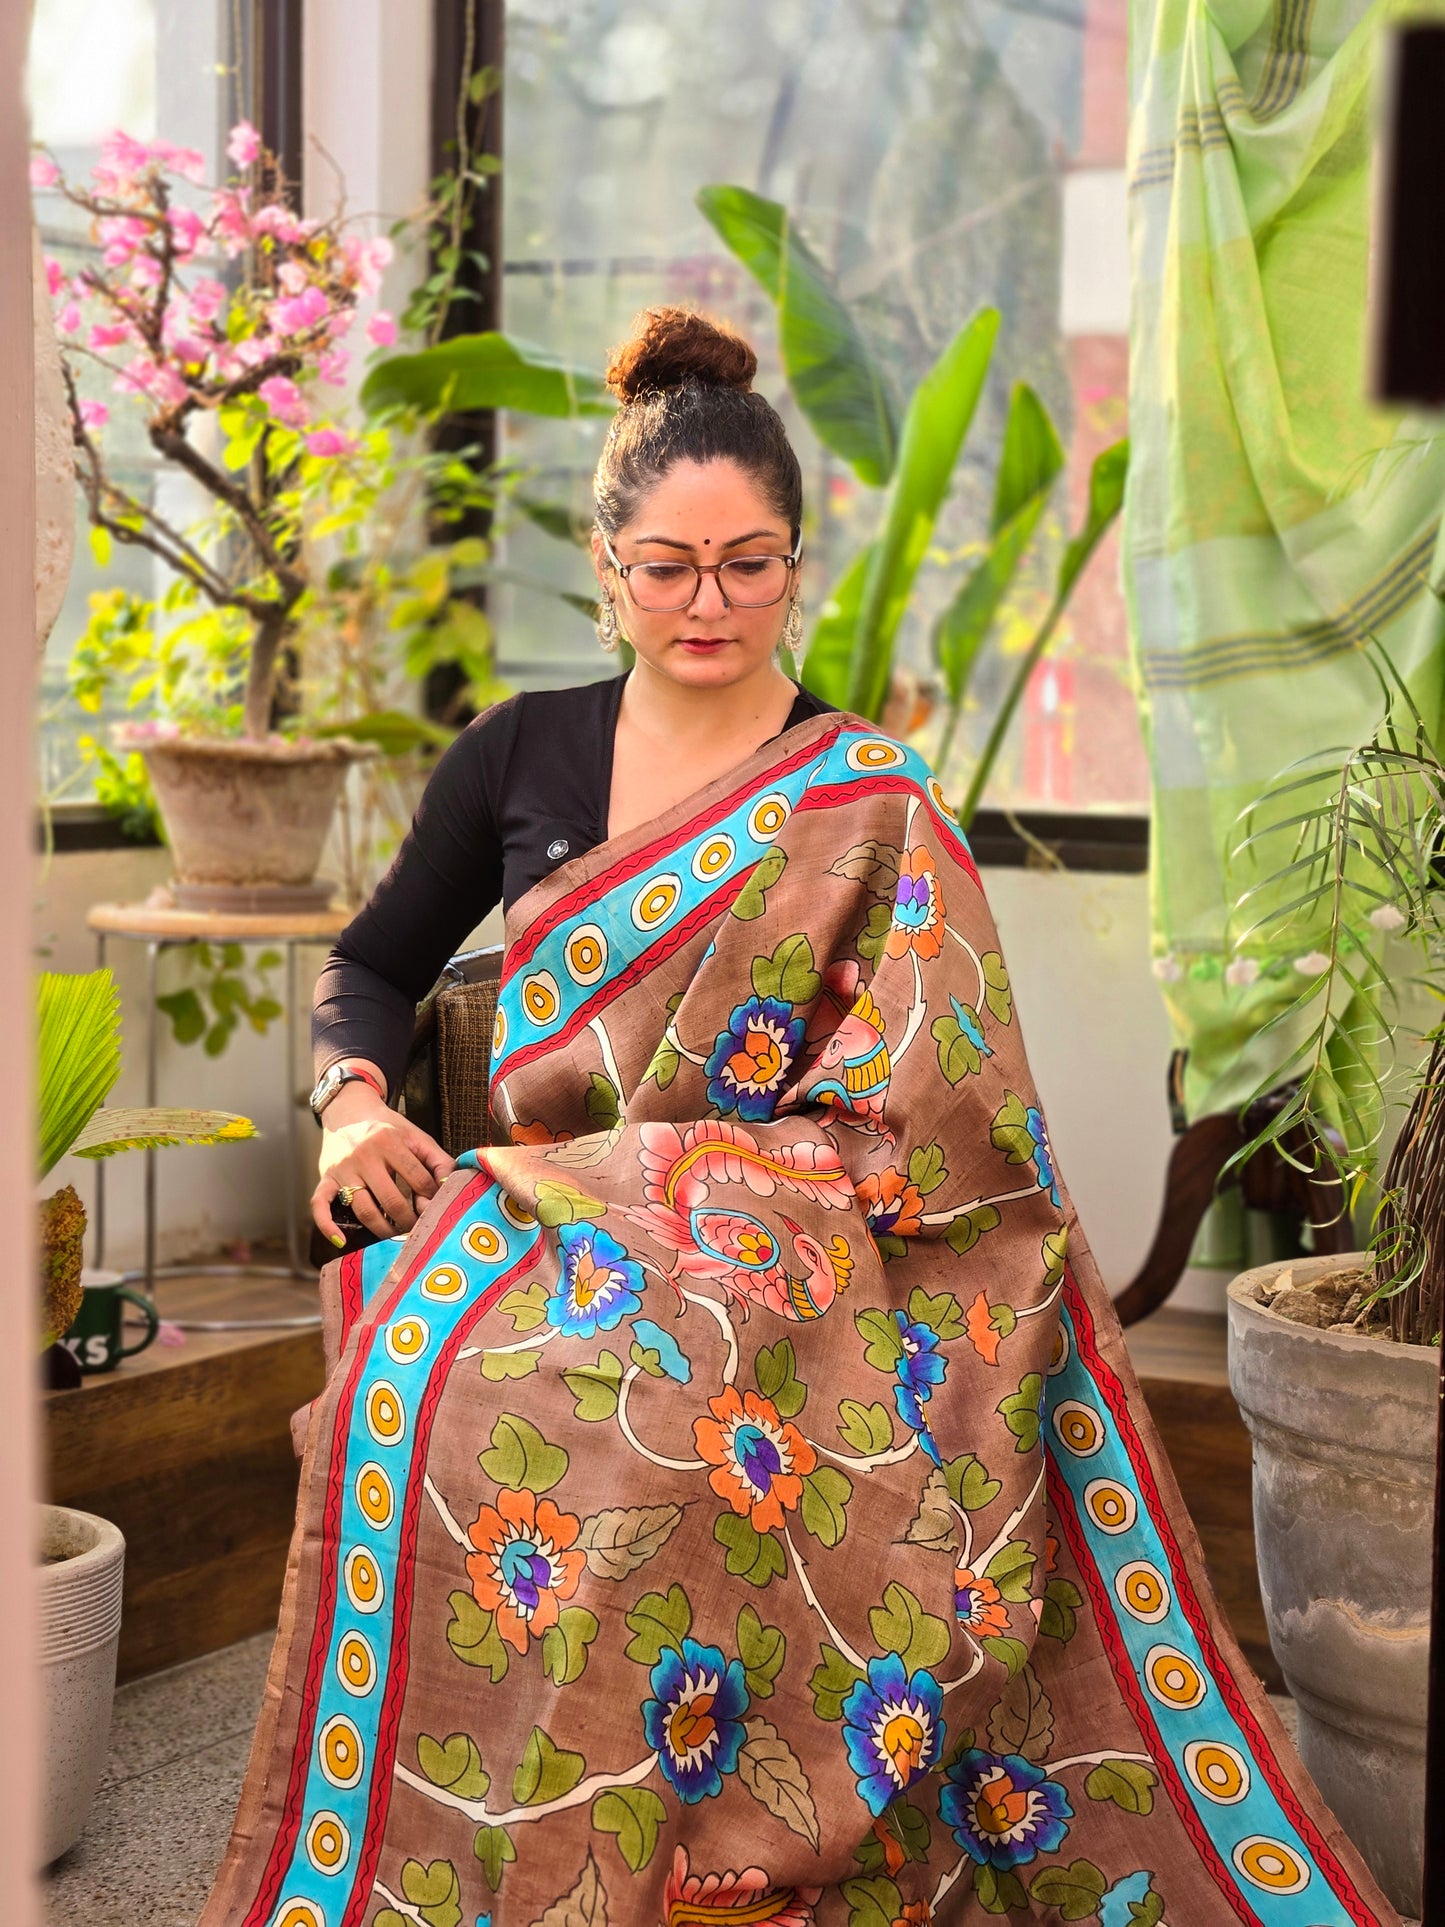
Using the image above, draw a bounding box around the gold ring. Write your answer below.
[337,1185,355,1208]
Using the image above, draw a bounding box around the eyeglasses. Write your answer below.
[601,532,802,613]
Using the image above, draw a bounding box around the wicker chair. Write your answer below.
[400,943,504,1156]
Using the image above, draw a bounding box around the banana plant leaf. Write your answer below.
[361,333,615,419]
[69,1107,257,1159]
[38,971,121,1180]
[846,308,1001,719]
[697,185,899,487]
[934,383,1065,729]
[801,543,875,706]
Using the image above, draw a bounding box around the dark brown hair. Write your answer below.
[593,307,803,541]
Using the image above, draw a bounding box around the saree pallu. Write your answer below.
[204,714,1396,1927]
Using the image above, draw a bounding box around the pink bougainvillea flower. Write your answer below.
[97,129,151,184]
[251,203,307,245]
[212,189,253,256]
[129,255,161,289]
[318,346,350,386]
[167,205,205,256]
[366,309,397,348]
[115,355,186,408]
[188,276,227,324]
[258,375,307,427]
[77,399,110,430]
[152,140,205,183]
[342,232,393,296]
[305,427,355,458]
[89,322,132,351]
[226,120,262,168]
[44,256,63,297]
[30,155,59,189]
[56,301,82,335]
[272,285,329,336]
[276,260,310,295]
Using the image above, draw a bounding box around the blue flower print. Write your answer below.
[949,996,993,1060]
[642,1639,750,1803]
[546,1222,643,1338]
[630,1318,692,1382]
[892,1313,946,1461]
[705,995,806,1123]
[940,1748,1073,1870]
[1026,1106,1060,1208]
[841,1653,945,1815]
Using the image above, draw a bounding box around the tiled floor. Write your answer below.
[43,1634,271,1926]
[42,1640,1416,1927]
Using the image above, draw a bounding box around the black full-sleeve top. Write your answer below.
[311,675,835,1097]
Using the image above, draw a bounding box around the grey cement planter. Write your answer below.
[1227,1254,1436,1917]
[38,1505,125,1866]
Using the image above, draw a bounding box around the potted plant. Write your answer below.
[38,965,252,1864]
[1221,670,1444,1916]
[33,123,420,909]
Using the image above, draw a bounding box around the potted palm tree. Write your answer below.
[1222,666,1443,1916]
[37,966,252,1865]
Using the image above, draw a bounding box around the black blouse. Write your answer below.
[311,675,835,1095]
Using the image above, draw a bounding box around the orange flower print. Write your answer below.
[870,1816,906,1876]
[953,1565,1010,1638]
[891,1906,933,1926]
[465,1487,586,1653]
[510,1119,575,1146]
[885,847,945,961]
[965,1289,1004,1366]
[1044,1526,1060,1576]
[665,1847,820,1926]
[857,1167,925,1241]
[694,1385,816,1534]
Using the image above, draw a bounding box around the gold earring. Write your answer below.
[597,596,619,652]
[785,595,804,649]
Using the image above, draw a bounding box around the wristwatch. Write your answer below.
[309,1062,386,1125]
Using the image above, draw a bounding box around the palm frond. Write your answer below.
[70,1107,256,1159]
[37,971,121,1178]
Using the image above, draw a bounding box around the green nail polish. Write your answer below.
[330,1232,346,1248]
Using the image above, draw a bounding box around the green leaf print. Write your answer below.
[541,1607,599,1686]
[732,845,787,920]
[480,1350,540,1381]
[446,1593,510,1684]
[1040,1577,1083,1643]
[1042,1224,1068,1288]
[907,1286,966,1342]
[472,1825,515,1893]
[906,1141,947,1194]
[873,1232,908,1262]
[755,1336,807,1417]
[856,1305,905,1370]
[841,1876,905,1927]
[998,1374,1043,1454]
[513,1727,586,1806]
[479,1413,569,1493]
[534,1179,606,1227]
[883,1798,931,1863]
[944,1453,1002,1511]
[868,1583,951,1673]
[800,1465,853,1546]
[980,1634,1030,1680]
[989,1303,1018,1342]
[498,1282,550,1332]
[561,1350,625,1422]
[577,1505,683,1581]
[714,1512,788,1585]
[1085,1759,1158,1815]
[416,1732,490,1801]
[592,1786,667,1873]
[400,1856,463,1927]
[984,1539,1037,1603]
[737,1605,787,1698]
[837,1398,894,1454]
[1028,1859,1108,1920]
[752,932,821,1005]
[973,1863,1029,1914]
[855,899,893,963]
[642,1034,681,1090]
[944,1205,1001,1256]
[1127,1890,1166,1927]
[990,1092,1036,1167]
[932,1010,983,1083]
[987,1660,1054,1761]
[982,951,1013,1024]
[810,1642,866,1720]
[585,1071,622,1129]
[624,1584,692,1664]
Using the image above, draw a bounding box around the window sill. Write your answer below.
[967,807,1148,874]
[39,802,162,854]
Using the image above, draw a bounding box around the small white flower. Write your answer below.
[1369,903,1407,933]
[1294,951,1331,977]
[1225,956,1261,988]
[1151,954,1183,983]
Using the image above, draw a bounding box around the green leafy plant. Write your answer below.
[157,943,284,1057]
[1228,650,1445,1344]
[37,970,253,1346]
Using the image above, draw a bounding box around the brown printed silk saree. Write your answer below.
[204,714,1397,1927]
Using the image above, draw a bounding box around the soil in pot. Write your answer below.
[1228,1255,1436,1915]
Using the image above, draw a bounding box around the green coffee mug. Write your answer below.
[61,1268,160,1375]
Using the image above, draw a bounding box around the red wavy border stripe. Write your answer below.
[1060,1273,1382,1927]
[504,721,849,973]
[338,1248,363,1339]
[343,1224,547,1927]
[242,1172,489,1927]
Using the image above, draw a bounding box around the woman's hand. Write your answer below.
[311,1081,457,1245]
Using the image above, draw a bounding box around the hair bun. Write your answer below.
[606,307,758,405]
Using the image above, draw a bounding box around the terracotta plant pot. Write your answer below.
[1227,1253,1435,1916]
[38,1504,125,1866]
[134,735,376,913]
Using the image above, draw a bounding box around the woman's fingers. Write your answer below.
[349,1182,400,1239]
[386,1139,441,1200]
[358,1163,417,1233]
[311,1178,344,1245]
[407,1126,458,1182]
